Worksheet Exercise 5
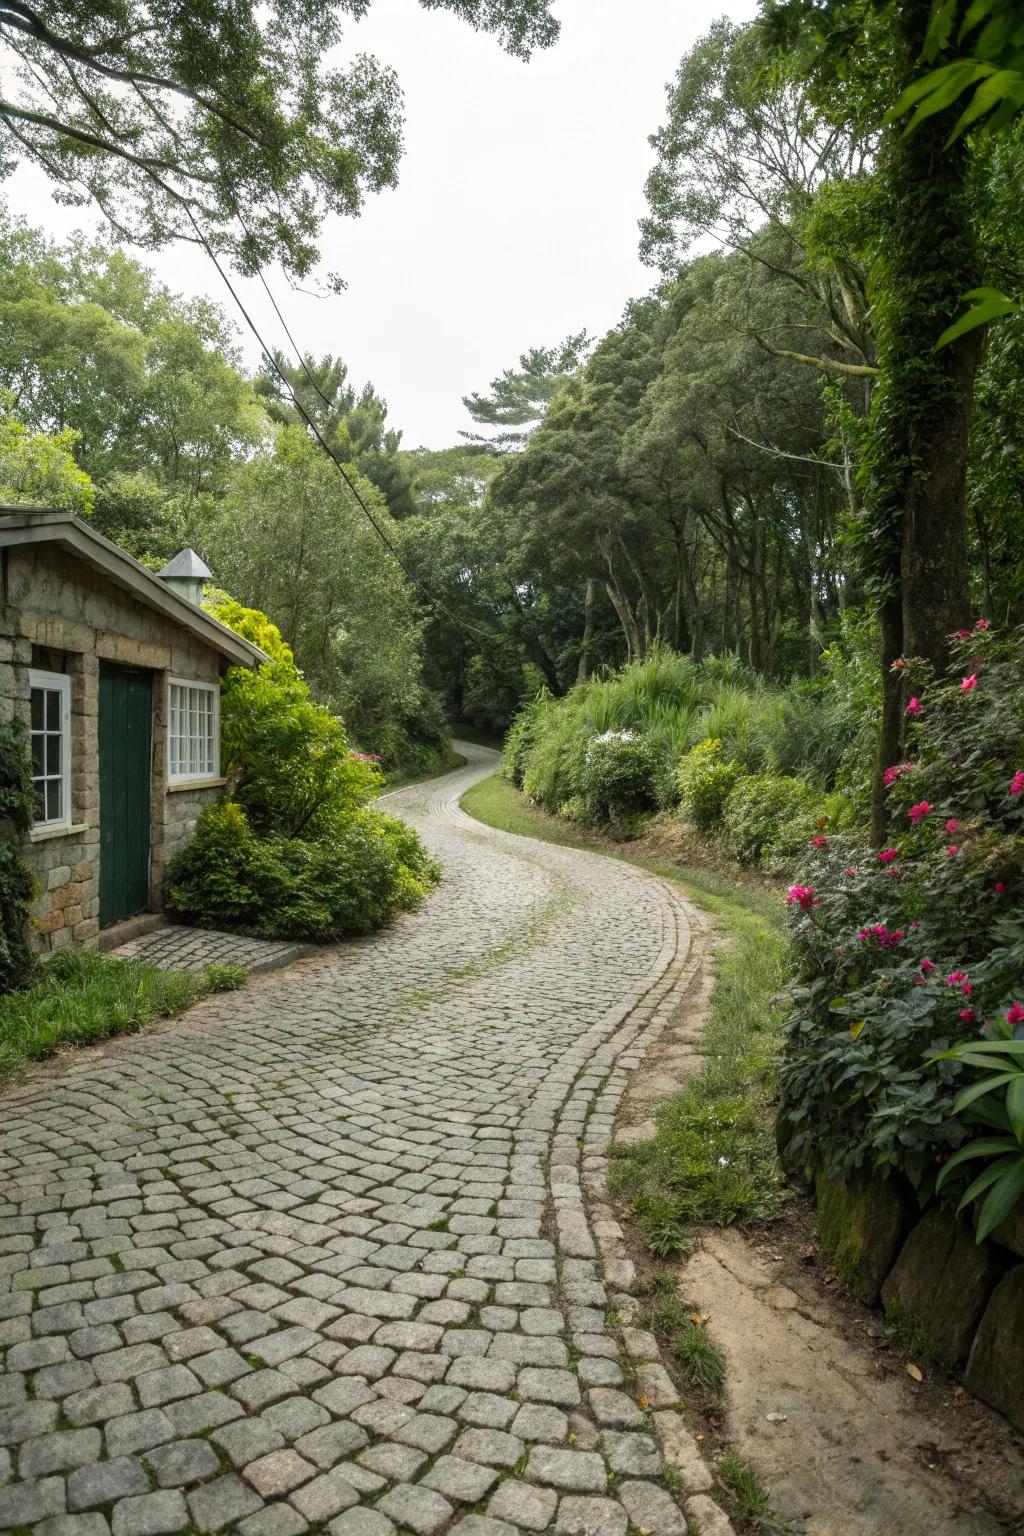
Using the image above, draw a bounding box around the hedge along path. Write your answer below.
[0,741,729,1536]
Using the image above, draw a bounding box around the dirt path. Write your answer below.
[616,915,1024,1536]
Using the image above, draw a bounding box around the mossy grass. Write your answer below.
[461,773,789,1254]
[637,1281,726,1397]
[883,1298,940,1363]
[0,947,244,1079]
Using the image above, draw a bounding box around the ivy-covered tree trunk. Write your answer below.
[866,0,981,830]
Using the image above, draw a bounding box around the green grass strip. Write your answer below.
[0,948,245,1080]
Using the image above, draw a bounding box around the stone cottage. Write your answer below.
[0,507,264,951]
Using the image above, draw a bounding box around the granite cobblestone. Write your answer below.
[0,747,728,1533]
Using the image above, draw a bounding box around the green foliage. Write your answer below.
[637,1283,727,1397]
[0,721,40,996]
[168,598,440,943]
[0,949,242,1079]
[166,801,439,942]
[675,739,744,830]
[883,1298,940,1362]
[722,773,816,867]
[778,621,1024,1200]
[0,409,94,515]
[1,1,556,280]
[932,1034,1024,1243]
[715,1451,772,1525]
[576,732,660,833]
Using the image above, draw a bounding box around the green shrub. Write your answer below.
[166,801,439,942]
[722,773,816,866]
[502,689,555,788]
[764,788,858,872]
[577,731,659,831]
[676,739,746,830]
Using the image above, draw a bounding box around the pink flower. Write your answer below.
[891,658,906,672]
[908,801,932,823]
[944,844,958,857]
[959,1008,976,1023]
[786,884,819,912]
[920,959,935,974]
[961,674,978,692]
[946,970,969,988]
[961,981,973,997]
[883,762,915,787]
[975,618,992,630]
[1010,771,1024,797]
[945,819,959,833]
[809,835,828,848]
[995,882,1006,894]
[905,697,923,717]
[953,629,971,639]
[878,848,897,863]
[1007,1003,1024,1025]
[842,867,858,877]
[857,924,903,949]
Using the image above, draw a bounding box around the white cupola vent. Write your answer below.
[158,547,212,607]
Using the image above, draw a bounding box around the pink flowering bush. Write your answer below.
[779,623,1024,1200]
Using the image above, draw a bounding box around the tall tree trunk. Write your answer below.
[866,0,982,826]
[577,577,597,684]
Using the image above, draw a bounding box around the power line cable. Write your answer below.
[180,203,500,643]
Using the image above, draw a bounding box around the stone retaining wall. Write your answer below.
[816,1170,1024,1432]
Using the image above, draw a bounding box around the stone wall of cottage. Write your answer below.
[0,542,229,952]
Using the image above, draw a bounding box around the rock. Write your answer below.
[881,1206,1005,1365]
[965,1264,1024,1433]
[815,1170,916,1306]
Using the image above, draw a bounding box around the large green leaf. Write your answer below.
[957,1152,1022,1212]
[936,1135,1017,1189]
[937,288,1021,348]
[1007,1075,1024,1141]
[976,1156,1024,1243]
[952,1070,1020,1115]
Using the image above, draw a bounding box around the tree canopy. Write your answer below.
[0,0,558,275]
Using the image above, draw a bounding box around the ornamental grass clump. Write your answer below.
[778,623,1024,1218]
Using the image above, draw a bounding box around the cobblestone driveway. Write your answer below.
[0,746,711,1536]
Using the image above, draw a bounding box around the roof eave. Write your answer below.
[0,508,265,669]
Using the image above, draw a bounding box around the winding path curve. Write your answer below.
[0,745,714,1536]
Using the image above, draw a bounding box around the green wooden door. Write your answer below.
[99,665,153,927]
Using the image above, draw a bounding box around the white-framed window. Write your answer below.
[168,678,219,784]
[29,669,72,829]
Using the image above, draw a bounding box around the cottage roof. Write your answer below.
[0,508,265,669]
[158,547,213,581]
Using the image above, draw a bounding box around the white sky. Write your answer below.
[5,0,757,448]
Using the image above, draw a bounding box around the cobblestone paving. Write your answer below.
[111,927,310,977]
[0,745,722,1536]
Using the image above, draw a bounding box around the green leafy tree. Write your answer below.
[0,406,93,513]
[461,332,591,451]
[0,0,557,276]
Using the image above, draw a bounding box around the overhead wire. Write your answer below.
[180,202,500,644]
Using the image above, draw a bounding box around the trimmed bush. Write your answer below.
[676,739,746,830]
[166,801,440,942]
[578,731,660,832]
[722,773,816,866]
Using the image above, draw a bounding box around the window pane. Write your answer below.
[46,734,61,775]
[46,689,60,730]
[46,778,62,822]
[33,782,45,820]
[31,689,43,730]
[31,734,44,776]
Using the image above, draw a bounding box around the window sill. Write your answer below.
[29,822,88,844]
[167,777,227,794]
